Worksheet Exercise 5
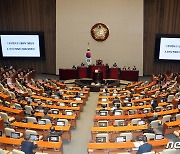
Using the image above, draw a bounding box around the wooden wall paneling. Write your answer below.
[0,0,56,74]
[144,0,180,75]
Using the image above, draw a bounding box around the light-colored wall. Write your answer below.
[56,0,143,75]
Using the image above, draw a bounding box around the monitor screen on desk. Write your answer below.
[116,136,126,142]
[138,120,145,126]
[155,108,161,112]
[76,97,81,101]
[11,132,20,139]
[143,109,149,114]
[49,135,59,142]
[30,134,39,141]
[57,121,65,126]
[155,134,164,140]
[0,130,2,136]
[102,98,108,102]
[72,103,78,107]
[139,102,144,106]
[98,121,108,127]
[166,105,172,110]
[114,110,122,116]
[59,102,65,106]
[96,137,106,143]
[101,103,108,108]
[129,110,136,115]
[52,110,59,114]
[38,120,46,125]
[66,111,73,116]
[21,118,28,123]
[99,110,108,116]
[114,103,121,108]
[126,103,132,107]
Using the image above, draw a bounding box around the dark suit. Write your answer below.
[21,140,37,154]
[43,131,62,141]
[137,143,152,154]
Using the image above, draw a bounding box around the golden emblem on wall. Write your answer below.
[91,23,109,42]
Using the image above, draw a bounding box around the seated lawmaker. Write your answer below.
[137,136,152,154]
[21,136,37,154]
[112,63,117,67]
[43,126,62,141]
[42,110,53,121]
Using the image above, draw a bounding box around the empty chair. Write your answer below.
[0,148,9,154]
[131,118,141,125]
[151,91,160,98]
[41,119,51,124]
[12,149,25,154]
[96,133,109,142]
[24,105,33,115]
[120,133,132,141]
[150,120,161,129]
[57,119,69,126]
[167,95,175,103]
[113,120,125,126]
[176,114,180,120]
[5,128,23,138]
[143,133,155,140]
[128,110,137,115]
[0,112,15,123]
[142,152,156,154]
[27,117,37,123]
[161,149,178,154]
[162,115,171,123]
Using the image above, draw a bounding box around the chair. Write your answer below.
[167,95,175,103]
[96,133,109,142]
[161,149,178,154]
[12,149,25,154]
[27,117,37,123]
[150,120,161,129]
[142,152,156,154]
[162,115,171,123]
[41,119,51,124]
[0,148,9,154]
[176,114,180,120]
[173,130,180,138]
[5,128,23,138]
[120,133,132,141]
[0,112,15,123]
[24,105,33,115]
[57,119,69,126]
[151,91,160,98]
[131,118,141,125]
[10,92,16,100]
[128,110,137,115]
[143,133,155,140]
[15,103,22,110]
[25,130,43,140]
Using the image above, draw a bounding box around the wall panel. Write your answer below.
[144,0,180,75]
[0,0,56,73]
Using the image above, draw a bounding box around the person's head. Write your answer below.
[24,135,30,141]
[44,110,48,115]
[50,126,55,132]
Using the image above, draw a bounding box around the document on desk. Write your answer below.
[132,141,144,151]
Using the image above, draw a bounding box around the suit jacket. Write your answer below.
[21,140,37,154]
[137,143,152,154]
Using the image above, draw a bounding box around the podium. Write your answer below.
[93,71,103,83]
[90,65,107,79]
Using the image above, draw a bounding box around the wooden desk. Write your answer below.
[162,119,180,135]
[87,138,169,153]
[34,112,77,128]
[135,81,156,93]
[126,81,143,90]
[94,109,179,123]
[78,66,88,78]
[0,136,24,146]
[11,122,71,141]
[0,118,5,132]
[91,125,147,140]
[52,80,66,89]
[0,106,24,117]
[0,92,10,102]
[26,83,43,95]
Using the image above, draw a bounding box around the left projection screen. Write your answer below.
[0,33,45,58]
